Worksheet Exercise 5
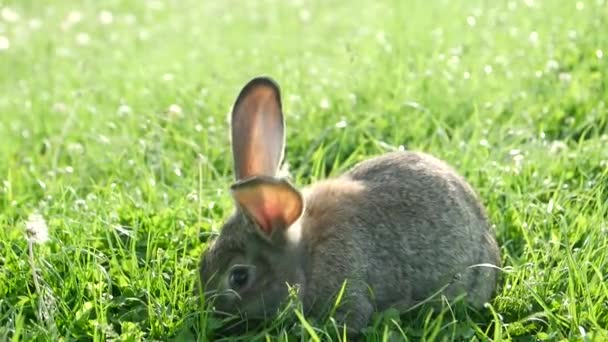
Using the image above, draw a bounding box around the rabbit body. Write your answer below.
[199,77,500,334]
[297,151,500,330]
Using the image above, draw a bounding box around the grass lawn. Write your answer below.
[1,0,607,340]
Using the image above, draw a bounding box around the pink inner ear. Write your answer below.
[253,202,283,234]
[232,178,303,236]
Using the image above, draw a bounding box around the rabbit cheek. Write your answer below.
[240,283,289,319]
[212,287,250,316]
[213,286,285,320]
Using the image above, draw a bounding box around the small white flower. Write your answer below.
[319,98,330,109]
[375,31,387,45]
[168,104,183,119]
[76,32,90,45]
[335,120,348,128]
[29,18,42,30]
[347,93,357,105]
[299,9,311,22]
[25,212,49,244]
[117,104,132,116]
[549,140,568,154]
[67,143,84,155]
[513,154,524,165]
[138,30,149,41]
[0,36,10,51]
[1,7,20,22]
[529,31,539,44]
[186,191,198,202]
[67,11,82,24]
[559,72,572,83]
[74,199,87,209]
[99,10,113,25]
[61,10,82,31]
[546,59,559,71]
[53,102,68,113]
[98,135,110,144]
[173,166,182,177]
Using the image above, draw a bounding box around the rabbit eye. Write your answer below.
[228,265,251,290]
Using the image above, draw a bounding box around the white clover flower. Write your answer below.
[99,10,113,25]
[168,104,183,119]
[0,36,10,51]
[25,211,49,244]
[319,98,330,110]
[1,8,20,22]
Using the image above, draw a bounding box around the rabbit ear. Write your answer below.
[231,77,285,180]
[231,177,303,236]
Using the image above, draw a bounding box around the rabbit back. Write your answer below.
[298,150,500,314]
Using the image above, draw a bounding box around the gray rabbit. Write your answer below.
[199,76,501,334]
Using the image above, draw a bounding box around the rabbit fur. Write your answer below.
[199,76,501,334]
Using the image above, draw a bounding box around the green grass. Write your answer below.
[1,0,607,340]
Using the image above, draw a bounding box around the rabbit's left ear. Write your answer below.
[230,77,285,181]
[231,177,303,236]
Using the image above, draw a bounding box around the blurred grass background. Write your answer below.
[0,0,607,340]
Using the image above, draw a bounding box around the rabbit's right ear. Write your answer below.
[231,176,303,237]
[231,77,285,180]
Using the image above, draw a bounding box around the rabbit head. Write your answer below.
[199,77,306,319]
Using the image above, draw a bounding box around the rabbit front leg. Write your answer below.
[303,279,374,336]
[331,287,374,336]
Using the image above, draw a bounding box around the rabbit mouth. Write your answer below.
[216,286,287,318]
[203,289,240,314]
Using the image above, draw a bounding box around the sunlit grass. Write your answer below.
[0,0,607,340]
